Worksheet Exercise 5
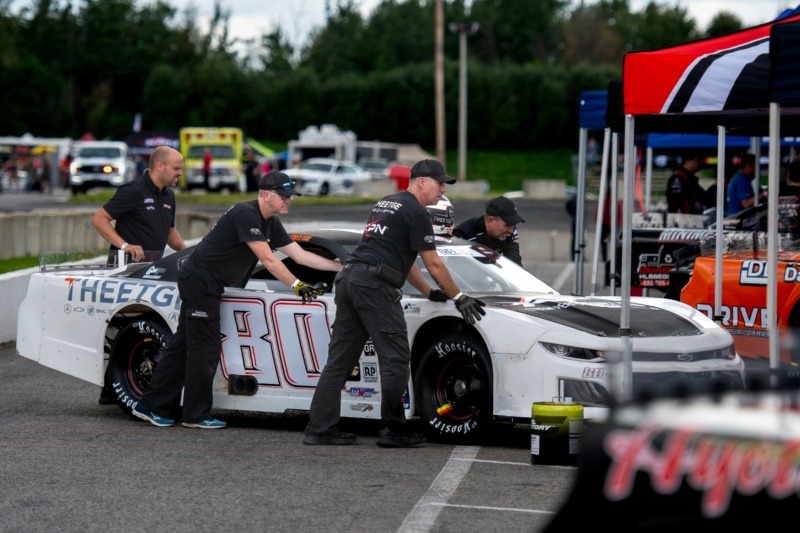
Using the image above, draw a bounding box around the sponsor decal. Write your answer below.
[362,362,378,383]
[435,341,477,359]
[374,199,402,211]
[291,234,312,242]
[65,277,180,310]
[437,404,453,415]
[347,364,361,382]
[697,303,767,329]
[364,217,388,236]
[64,304,71,314]
[347,387,378,398]
[403,303,421,315]
[740,260,768,285]
[349,403,374,412]
[635,246,674,288]
[603,425,800,518]
[142,266,167,280]
[657,229,715,242]
[428,417,478,434]
[363,339,376,356]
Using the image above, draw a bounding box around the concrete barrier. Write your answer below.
[523,179,568,199]
[0,209,218,260]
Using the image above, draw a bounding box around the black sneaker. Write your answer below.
[98,386,116,405]
[376,427,427,448]
[303,428,358,445]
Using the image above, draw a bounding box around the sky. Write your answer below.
[8,0,798,52]
[151,0,797,52]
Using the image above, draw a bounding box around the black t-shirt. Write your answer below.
[453,215,523,266]
[102,170,176,255]
[347,191,436,283]
[181,200,293,289]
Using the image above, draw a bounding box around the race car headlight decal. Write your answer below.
[540,342,605,361]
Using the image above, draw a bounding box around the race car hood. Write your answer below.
[479,295,702,338]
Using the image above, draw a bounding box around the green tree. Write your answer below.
[704,11,743,38]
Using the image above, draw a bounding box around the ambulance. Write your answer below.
[179,127,243,192]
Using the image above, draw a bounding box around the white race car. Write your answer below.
[16,230,745,442]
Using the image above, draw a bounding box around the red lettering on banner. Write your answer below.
[603,425,800,518]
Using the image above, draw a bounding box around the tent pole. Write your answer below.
[768,102,781,380]
[620,115,635,402]
[575,128,588,295]
[645,146,653,212]
[714,126,726,325]
[610,133,619,297]
[751,137,762,206]
[590,128,611,296]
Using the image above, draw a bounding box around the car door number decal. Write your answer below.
[219,297,332,389]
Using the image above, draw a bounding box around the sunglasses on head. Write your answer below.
[270,180,296,191]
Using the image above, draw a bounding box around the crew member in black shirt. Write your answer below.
[453,196,525,266]
[92,146,188,404]
[303,159,485,448]
[130,171,341,429]
[92,145,187,265]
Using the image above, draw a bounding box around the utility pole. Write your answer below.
[449,22,479,182]
[435,0,446,166]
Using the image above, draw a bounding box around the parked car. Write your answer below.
[357,157,391,180]
[16,230,744,443]
[68,141,134,194]
[283,158,372,196]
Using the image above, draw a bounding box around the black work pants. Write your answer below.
[142,272,222,424]
[305,269,411,436]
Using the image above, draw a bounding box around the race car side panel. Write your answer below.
[682,255,800,362]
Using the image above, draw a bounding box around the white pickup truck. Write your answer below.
[68,141,134,194]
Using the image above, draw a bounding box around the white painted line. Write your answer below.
[454,457,577,469]
[428,502,554,515]
[397,445,479,533]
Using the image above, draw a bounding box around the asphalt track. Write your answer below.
[0,340,576,533]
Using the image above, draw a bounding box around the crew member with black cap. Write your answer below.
[303,159,486,448]
[453,196,525,266]
[131,171,342,430]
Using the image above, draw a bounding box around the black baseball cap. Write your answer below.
[485,196,525,226]
[259,171,301,197]
[410,159,456,184]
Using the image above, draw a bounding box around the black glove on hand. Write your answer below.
[454,293,486,324]
[293,281,327,303]
[428,288,449,302]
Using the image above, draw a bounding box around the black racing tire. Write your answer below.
[414,333,493,443]
[107,318,173,417]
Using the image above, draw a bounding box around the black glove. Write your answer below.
[293,281,327,303]
[454,293,486,324]
[428,288,449,302]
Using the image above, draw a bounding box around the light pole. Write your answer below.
[449,22,479,182]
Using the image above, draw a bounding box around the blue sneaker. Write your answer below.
[131,402,174,427]
[182,418,227,429]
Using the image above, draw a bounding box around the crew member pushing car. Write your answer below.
[131,171,342,429]
[303,159,486,448]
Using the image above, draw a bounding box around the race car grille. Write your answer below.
[632,347,732,363]
[77,165,116,174]
[632,370,744,398]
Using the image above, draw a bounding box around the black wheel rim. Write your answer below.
[123,337,159,397]
[430,356,485,421]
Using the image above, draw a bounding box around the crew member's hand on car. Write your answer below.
[454,293,486,324]
[428,288,449,302]
[292,280,327,303]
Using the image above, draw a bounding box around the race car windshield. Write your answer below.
[412,244,558,294]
